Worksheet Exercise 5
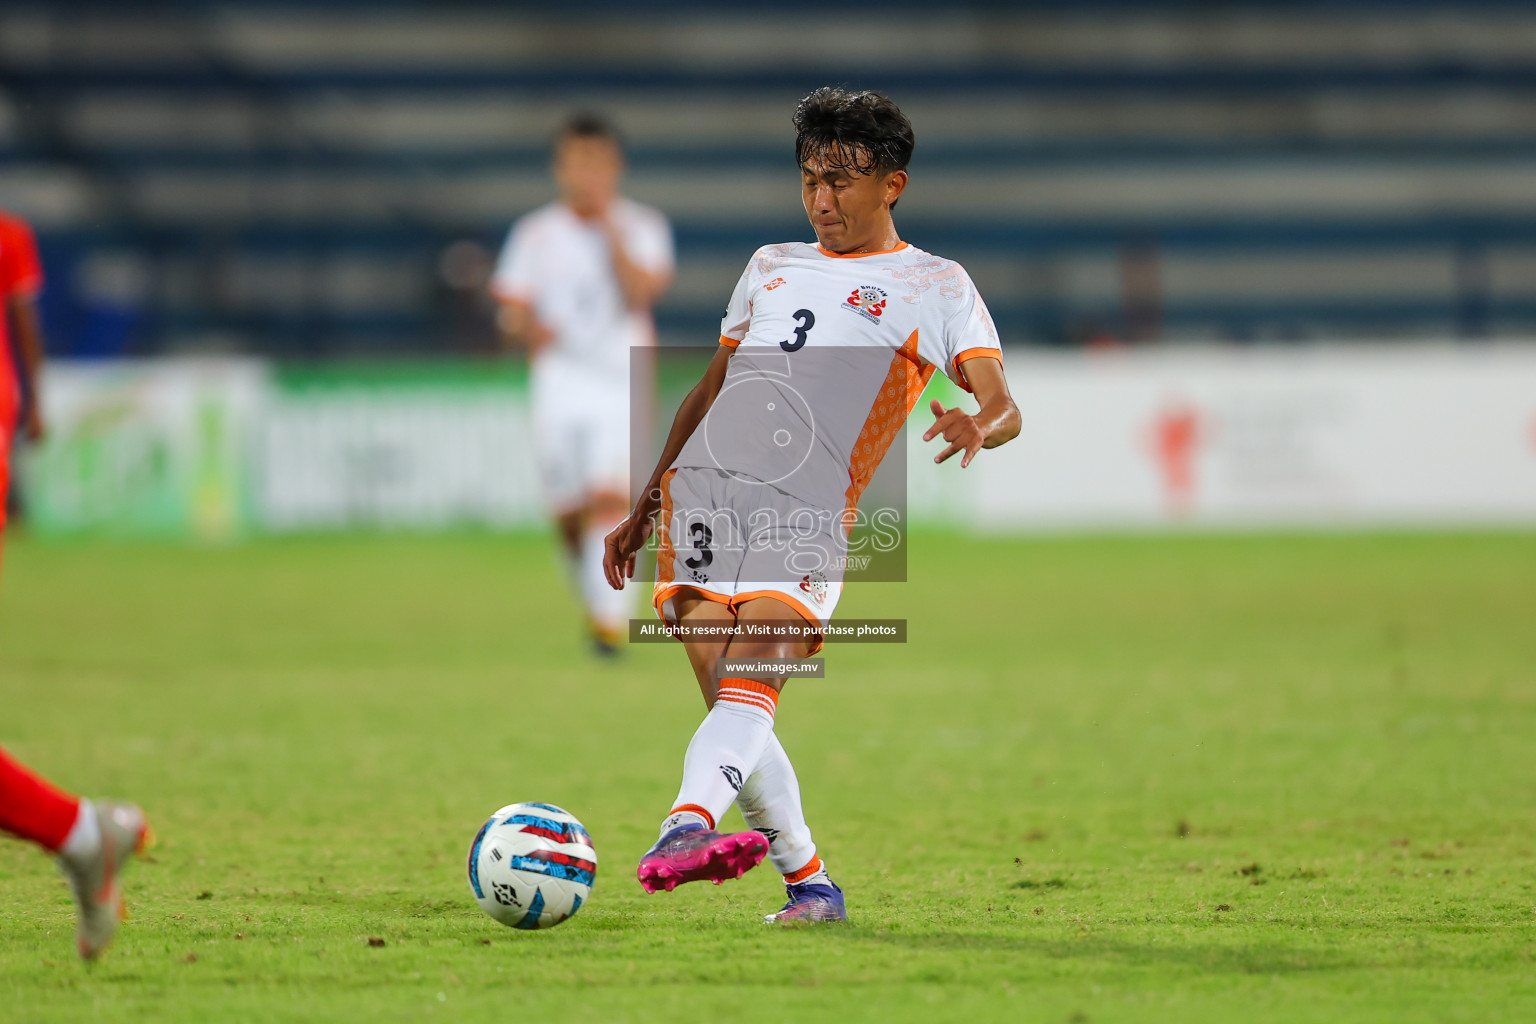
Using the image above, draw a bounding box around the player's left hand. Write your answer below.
[923,398,985,467]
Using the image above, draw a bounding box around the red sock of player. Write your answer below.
[0,745,82,852]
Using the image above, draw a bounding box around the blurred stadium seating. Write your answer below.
[3,1,1536,357]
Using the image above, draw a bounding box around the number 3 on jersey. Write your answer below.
[780,309,815,352]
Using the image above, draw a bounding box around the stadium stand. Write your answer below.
[2,1,1536,355]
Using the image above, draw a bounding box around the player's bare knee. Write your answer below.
[555,510,584,551]
[672,593,737,704]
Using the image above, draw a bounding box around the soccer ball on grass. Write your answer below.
[467,802,596,929]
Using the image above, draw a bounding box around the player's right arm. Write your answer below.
[602,210,673,313]
[603,342,733,589]
[488,217,555,356]
[494,298,555,356]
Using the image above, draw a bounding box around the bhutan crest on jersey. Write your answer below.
[843,285,887,324]
[799,570,830,605]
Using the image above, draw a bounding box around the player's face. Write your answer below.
[800,148,907,253]
[555,135,623,217]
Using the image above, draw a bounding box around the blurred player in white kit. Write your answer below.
[491,114,674,654]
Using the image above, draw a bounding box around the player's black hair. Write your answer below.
[793,87,914,202]
[556,112,623,152]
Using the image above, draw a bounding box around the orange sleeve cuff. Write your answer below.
[719,333,741,349]
[951,348,1002,392]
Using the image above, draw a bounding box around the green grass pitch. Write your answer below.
[2,529,1534,1022]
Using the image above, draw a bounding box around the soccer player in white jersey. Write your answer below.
[603,88,1021,923]
[491,114,674,655]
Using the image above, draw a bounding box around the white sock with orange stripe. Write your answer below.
[737,733,821,880]
[662,678,780,835]
[783,856,830,888]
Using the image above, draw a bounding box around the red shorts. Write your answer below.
[0,387,14,533]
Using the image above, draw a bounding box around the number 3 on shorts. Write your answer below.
[684,521,713,569]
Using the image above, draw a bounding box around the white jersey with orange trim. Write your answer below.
[491,197,673,508]
[491,197,674,384]
[672,240,1003,518]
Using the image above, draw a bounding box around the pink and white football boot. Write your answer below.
[636,822,768,894]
